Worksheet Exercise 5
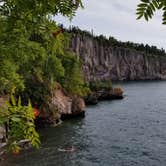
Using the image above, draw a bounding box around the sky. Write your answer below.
[55,0,166,50]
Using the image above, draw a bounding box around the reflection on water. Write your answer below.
[2,81,166,166]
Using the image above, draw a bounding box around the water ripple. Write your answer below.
[2,81,166,166]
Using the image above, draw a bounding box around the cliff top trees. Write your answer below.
[137,0,166,24]
[68,26,166,56]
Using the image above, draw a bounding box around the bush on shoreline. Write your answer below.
[0,95,40,153]
[0,0,84,153]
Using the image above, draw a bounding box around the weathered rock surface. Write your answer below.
[70,33,166,81]
[37,85,86,126]
[85,87,123,105]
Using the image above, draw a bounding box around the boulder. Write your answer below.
[71,95,85,115]
[37,86,86,126]
[85,93,98,105]
[85,87,123,105]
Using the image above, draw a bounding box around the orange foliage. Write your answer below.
[52,29,63,38]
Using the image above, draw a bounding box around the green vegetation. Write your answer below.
[0,0,85,152]
[89,80,113,91]
[61,52,90,96]
[66,25,166,57]
[0,95,40,152]
[137,0,166,24]
[0,0,84,95]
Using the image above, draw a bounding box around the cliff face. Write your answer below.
[70,33,166,81]
[36,85,86,127]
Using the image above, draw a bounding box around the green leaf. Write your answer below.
[11,117,21,122]
[159,3,164,9]
[162,21,166,24]
[150,2,156,11]
[11,94,16,106]
[141,0,150,3]
[27,122,34,126]
[144,13,149,21]
[18,96,21,108]
[137,13,144,19]
[138,3,148,8]
[147,6,153,18]
[137,7,146,12]
[152,0,159,8]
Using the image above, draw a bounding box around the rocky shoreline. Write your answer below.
[0,85,123,157]
[35,86,123,127]
[85,87,123,105]
[34,85,86,127]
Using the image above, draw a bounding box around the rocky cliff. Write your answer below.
[70,33,166,81]
[36,85,86,127]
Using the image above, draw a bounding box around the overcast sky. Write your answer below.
[55,0,166,50]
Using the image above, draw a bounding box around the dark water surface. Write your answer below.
[2,81,166,166]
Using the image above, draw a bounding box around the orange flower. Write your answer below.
[33,108,40,118]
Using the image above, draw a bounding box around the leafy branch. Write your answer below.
[137,0,166,24]
[0,95,40,152]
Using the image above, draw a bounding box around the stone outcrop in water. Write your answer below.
[85,87,123,105]
[36,85,86,126]
[69,33,166,81]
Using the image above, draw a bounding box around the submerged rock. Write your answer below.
[98,87,123,100]
[85,93,98,105]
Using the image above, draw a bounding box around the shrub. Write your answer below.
[0,95,40,152]
[89,80,113,91]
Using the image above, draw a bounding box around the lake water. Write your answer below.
[2,81,166,166]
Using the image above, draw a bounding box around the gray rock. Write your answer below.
[40,85,86,123]
[70,33,166,81]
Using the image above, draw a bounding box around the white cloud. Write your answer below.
[55,0,166,49]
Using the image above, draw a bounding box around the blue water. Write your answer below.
[2,81,166,166]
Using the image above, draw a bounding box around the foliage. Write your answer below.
[137,0,166,24]
[0,0,85,153]
[0,0,83,19]
[61,52,90,96]
[0,59,24,94]
[89,80,113,91]
[0,0,85,97]
[0,95,40,152]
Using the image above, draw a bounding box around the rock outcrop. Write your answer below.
[85,87,123,105]
[70,33,166,81]
[36,85,86,127]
